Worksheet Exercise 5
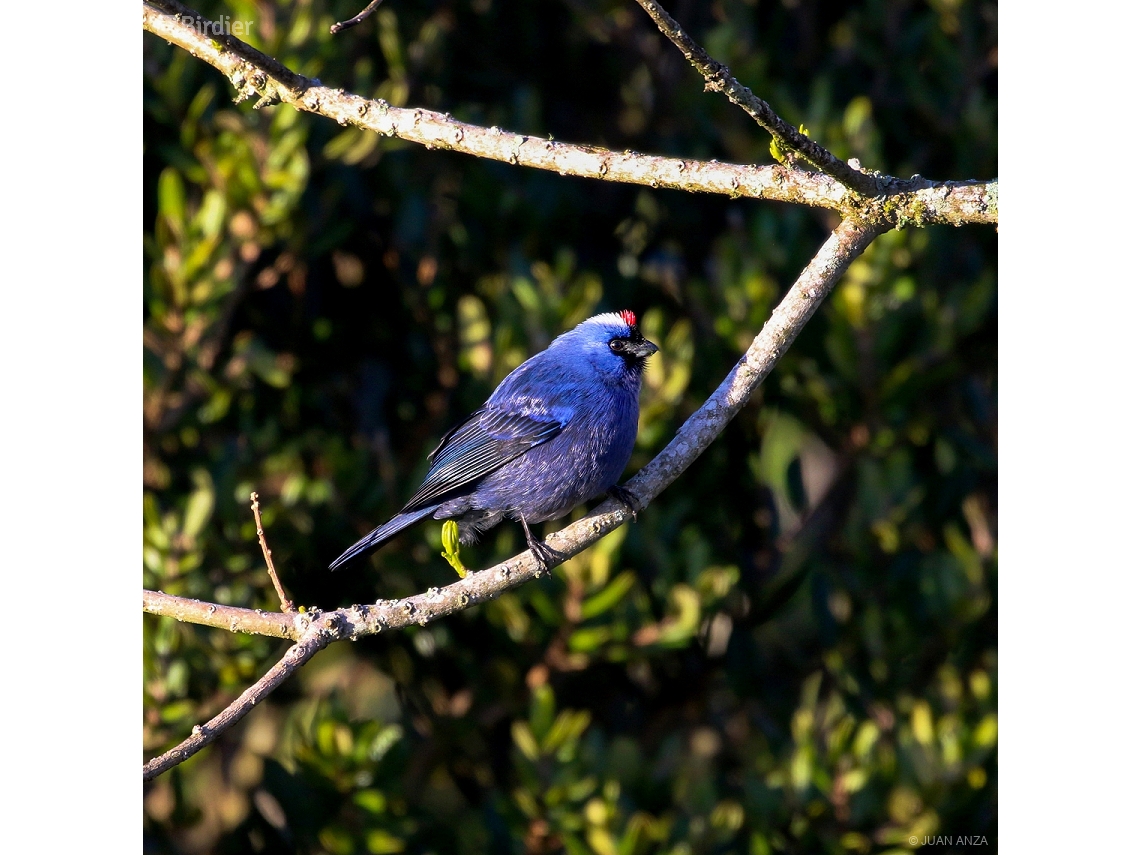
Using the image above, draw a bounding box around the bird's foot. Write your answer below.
[607,485,640,521]
[529,540,567,576]
[520,517,566,575]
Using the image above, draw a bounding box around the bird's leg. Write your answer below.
[607,485,640,521]
[519,516,566,575]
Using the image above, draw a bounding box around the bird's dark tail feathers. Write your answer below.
[328,504,439,571]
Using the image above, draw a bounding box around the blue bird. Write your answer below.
[329,310,658,572]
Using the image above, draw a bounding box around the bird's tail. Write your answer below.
[328,504,439,571]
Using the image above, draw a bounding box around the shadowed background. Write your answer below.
[143,0,996,851]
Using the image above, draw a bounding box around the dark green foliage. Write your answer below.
[144,1,996,852]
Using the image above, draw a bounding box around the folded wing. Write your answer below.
[401,407,563,511]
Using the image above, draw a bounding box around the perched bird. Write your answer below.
[329,310,658,572]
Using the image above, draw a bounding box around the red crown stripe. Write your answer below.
[619,309,637,327]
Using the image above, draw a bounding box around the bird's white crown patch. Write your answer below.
[583,310,637,331]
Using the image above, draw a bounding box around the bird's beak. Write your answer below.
[630,339,659,359]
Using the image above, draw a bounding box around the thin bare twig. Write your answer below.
[631,0,880,196]
[250,492,294,612]
[330,0,385,34]
[140,1,997,226]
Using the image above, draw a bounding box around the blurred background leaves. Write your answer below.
[143,0,996,851]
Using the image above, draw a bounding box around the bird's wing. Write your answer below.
[401,406,563,511]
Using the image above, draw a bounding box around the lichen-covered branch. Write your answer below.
[141,1,996,226]
[144,590,301,638]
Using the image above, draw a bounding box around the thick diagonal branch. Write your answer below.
[632,0,880,195]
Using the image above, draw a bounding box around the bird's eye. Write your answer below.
[609,339,623,353]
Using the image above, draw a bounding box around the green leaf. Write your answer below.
[530,683,556,742]
[568,625,612,653]
[439,520,468,577]
[769,136,786,164]
[182,468,215,542]
[157,168,186,237]
[541,709,591,754]
[511,721,540,762]
[656,586,701,647]
[364,830,405,854]
[580,571,637,620]
[193,189,227,242]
